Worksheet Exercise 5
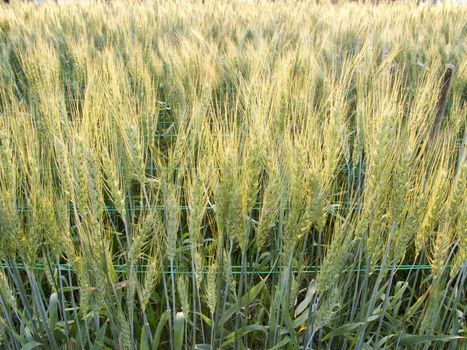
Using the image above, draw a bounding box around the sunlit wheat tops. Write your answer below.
[0,1,466,349]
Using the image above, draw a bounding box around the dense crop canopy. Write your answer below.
[0,1,466,349]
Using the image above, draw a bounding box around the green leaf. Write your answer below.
[152,310,169,350]
[174,312,185,350]
[220,278,267,325]
[196,312,212,328]
[375,334,398,348]
[282,303,300,349]
[399,334,463,346]
[20,341,43,350]
[293,310,308,328]
[140,324,150,350]
[322,322,364,341]
[94,320,108,347]
[405,289,430,320]
[294,281,316,317]
[48,292,59,331]
[267,336,291,350]
[220,325,267,348]
[366,314,380,322]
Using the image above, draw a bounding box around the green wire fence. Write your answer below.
[0,263,443,275]
[15,203,360,212]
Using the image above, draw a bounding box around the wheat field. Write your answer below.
[0,1,466,349]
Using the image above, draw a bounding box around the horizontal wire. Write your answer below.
[15,203,361,212]
[0,263,441,274]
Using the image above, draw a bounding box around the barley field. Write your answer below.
[0,1,466,349]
